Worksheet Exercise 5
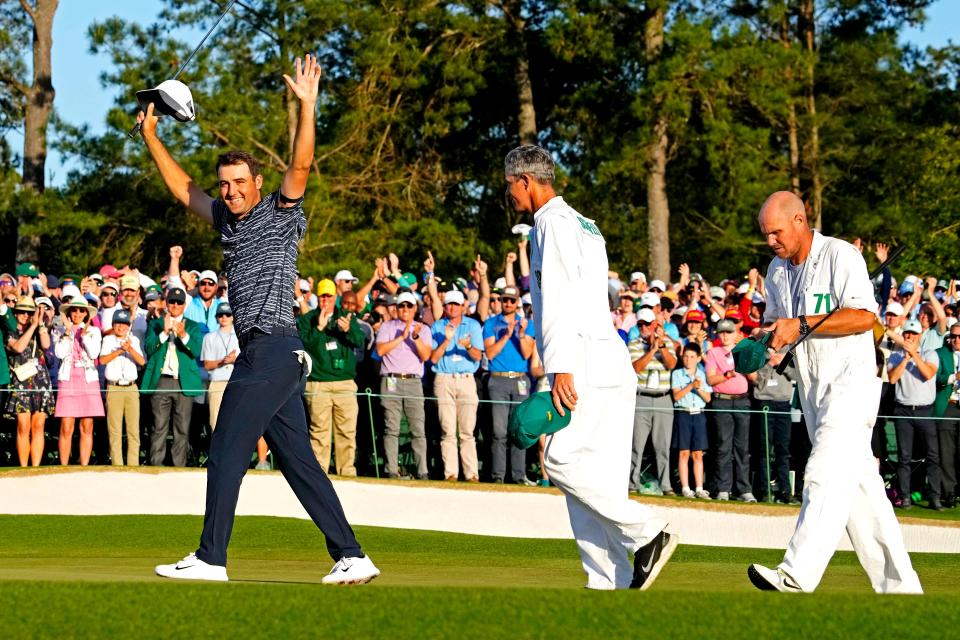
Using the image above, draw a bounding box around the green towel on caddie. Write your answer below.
[508,391,572,449]
[731,332,772,375]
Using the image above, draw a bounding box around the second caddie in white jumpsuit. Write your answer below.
[504,145,676,591]
[748,191,922,594]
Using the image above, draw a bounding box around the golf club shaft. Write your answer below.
[774,243,906,374]
[129,0,239,139]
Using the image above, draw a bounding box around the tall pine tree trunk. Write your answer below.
[504,0,537,145]
[17,0,58,262]
[799,0,822,229]
[781,9,801,195]
[645,3,670,282]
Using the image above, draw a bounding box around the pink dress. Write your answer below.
[55,330,105,418]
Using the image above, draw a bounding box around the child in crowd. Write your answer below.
[671,343,712,499]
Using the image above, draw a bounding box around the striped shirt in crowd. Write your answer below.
[212,191,305,339]
[627,335,675,393]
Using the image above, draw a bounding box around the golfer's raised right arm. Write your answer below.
[138,103,214,225]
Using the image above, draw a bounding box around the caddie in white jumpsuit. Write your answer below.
[504,145,674,591]
[749,191,921,594]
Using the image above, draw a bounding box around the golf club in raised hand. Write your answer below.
[128,0,239,138]
[773,243,906,374]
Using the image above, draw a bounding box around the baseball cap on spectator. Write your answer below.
[725,308,743,321]
[630,271,646,284]
[83,292,99,305]
[710,286,725,301]
[99,264,122,278]
[885,302,905,316]
[215,302,233,317]
[16,263,39,277]
[144,284,163,302]
[619,290,637,300]
[120,275,140,291]
[685,309,706,323]
[521,292,532,305]
[502,286,520,300]
[648,279,666,292]
[298,278,312,293]
[661,290,678,302]
[316,279,337,296]
[46,274,60,289]
[717,319,737,333]
[166,287,187,304]
[673,305,687,318]
[35,296,53,308]
[198,270,218,284]
[396,291,418,307]
[493,277,507,291]
[903,319,922,334]
[936,280,948,291]
[444,290,466,305]
[690,272,704,283]
[334,269,359,283]
[101,282,119,294]
[61,284,82,301]
[752,291,765,304]
[898,281,914,295]
[381,293,398,306]
[61,273,81,285]
[737,282,750,294]
[398,272,417,288]
[640,292,660,308]
[636,308,657,324]
[454,277,469,291]
[113,309,132,325]
[89,273,105,285]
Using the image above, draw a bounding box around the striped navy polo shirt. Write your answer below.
[211,191,305,339]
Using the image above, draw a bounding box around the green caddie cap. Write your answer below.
[732,332,772,375]
[508,391,572,449]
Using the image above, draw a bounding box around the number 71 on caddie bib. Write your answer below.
[805,291,834,314]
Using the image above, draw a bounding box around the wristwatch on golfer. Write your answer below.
[798,315,810,336]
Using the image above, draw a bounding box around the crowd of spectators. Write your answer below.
[1,239,957,509]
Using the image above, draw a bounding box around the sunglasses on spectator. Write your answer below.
[502,297,518,304]
[101,291,117,297]
[638,321,653,327]
[167,300,185,306]
[4,297,17,304]
[950,334,960,340]
[199,280,217,286]
[398,302,415,309]
[319,294,334,299]
[0,280,13,286]
[14,310,30,315]
[216,313,233,318]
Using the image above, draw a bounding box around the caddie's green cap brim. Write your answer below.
[508,391,572,449]
[732,332,772,374]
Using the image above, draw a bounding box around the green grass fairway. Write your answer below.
[1,515,957,638]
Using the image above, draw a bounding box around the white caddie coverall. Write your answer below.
[530,196,667,590]
[764,230,922,594]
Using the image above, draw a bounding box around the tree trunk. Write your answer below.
[798,0,822,229]
[645,3,670,281]
[780,8,801,195]
[17,0,58,263]
[503,0,537,145]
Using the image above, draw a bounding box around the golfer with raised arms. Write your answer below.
[141,55,379,584]
[748,191,921,594]
[505,145,676,590]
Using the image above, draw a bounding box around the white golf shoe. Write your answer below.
[155,553,228,582]
[322,555,381,585]
[747,564,803,593]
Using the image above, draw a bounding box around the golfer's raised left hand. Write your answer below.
[552,373,578,417]
[283,54,322,104]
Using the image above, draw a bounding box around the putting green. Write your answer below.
[2,515,958,638]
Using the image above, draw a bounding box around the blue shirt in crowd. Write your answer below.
[482,313,536,373]
[431,317,483,374]
[627,320,681,344]
[184,296,226,334]
[671,366,712,410]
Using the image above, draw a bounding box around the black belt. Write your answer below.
[108,381,134,387]
[895,402,933,411]
[639,390,670,398]
[160,374,178,379]
[238,326,299,348]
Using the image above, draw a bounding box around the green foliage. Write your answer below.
[0,0,957,283]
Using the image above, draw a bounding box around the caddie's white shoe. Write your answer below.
[155,553,228,582]
[322,555,380,585]
[747,564,803,593]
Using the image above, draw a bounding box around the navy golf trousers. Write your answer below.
[195,330,363,566]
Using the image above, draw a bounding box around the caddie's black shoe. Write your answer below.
[930,499,944,511]
[630,530,678,590]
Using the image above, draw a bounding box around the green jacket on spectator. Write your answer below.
[934,343,957,417]
[297,307,364,382]
[141,315,204,397]
[0,308,13,386]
